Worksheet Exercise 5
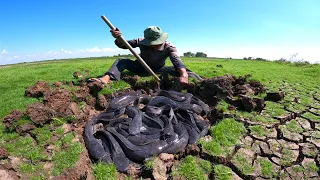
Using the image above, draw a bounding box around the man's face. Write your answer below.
[151,44,163,50]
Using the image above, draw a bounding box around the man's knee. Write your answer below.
[116,58,132,63]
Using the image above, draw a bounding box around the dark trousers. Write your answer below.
[106,58,203,81]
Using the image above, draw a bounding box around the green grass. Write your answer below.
[0,123,19,141]
[11,115,34,130]
[281,120,304,133]
[99,81,131,95]
[301,112,320,122]
[0,57,319,119]
[213,165,233,180]
[3,136,36,156]
[216,100,230,112]
[92,163,117,180]
[235,110,254,119]
[200,118,247,156]
[249,125,272,137]
[303,161,319,173]
[231,153,254,175]
[19,162,43,173]
[54,127,65,136]
[250,115,279,124]
[51,116,76,126]
[144,157,156,170]
[52,143,82,175]
[172,156,212,180]
[32,126,52,147]
[0,57,319,178]
[263,101,287,117]
[257,158,278,178]
[279,148,296,166]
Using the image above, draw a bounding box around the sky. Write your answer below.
[1,0,320,65]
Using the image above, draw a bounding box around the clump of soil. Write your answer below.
[266,91,285,102]
[25,80,50,98]
[2,109,25,129]
[0,148,9,159]
[26,102,56,125]
[43,88,74,117]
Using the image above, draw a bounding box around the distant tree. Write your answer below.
[195,52,207,58]
[248,57,252,60]
[255,57,265,61]
[243,57,248,60]
[183,51,195,57]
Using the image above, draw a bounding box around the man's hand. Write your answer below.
[110,28,122,38]
[178,74,188,83]
[177,68,188,83]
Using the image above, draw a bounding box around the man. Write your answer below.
[89,26,201,84]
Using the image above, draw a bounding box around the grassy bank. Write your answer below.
[1,57,319,119]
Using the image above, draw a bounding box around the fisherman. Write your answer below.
[89,26,201,85]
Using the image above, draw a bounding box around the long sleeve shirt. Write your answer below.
[115,38,186,70]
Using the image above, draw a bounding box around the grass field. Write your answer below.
[0,57,319,179]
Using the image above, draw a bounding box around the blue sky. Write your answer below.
[1,0,320,65]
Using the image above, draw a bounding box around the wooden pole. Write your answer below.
[101,15,160,81]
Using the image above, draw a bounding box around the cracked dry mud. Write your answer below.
[198,81,320,180]
[1,74,319,179]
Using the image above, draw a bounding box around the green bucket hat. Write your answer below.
[140,26,168,46]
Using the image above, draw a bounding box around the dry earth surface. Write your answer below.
[1,72,319,180]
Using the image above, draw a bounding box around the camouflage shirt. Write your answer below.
[115,38,186,70]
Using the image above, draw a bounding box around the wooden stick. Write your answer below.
[101,15,160,81]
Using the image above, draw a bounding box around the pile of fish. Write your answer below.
[84,90,211,172]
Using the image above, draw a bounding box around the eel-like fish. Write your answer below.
[126,106,143,135]
[191,96,210,116]
[177,103,203,114]
[147,96,179,108]
[102,107,126,119]
[176,113,200,144]
[127,132,162,146]
[155,90,193,103]
[193,113,210,137]
[107,127,168,161]
[142,113,164,129]
[100,130,130,173]
[83,117,112,163]
[84,90,212,172]
[163,121,189,154]
[108,94,140,111]
[161,115,174,138]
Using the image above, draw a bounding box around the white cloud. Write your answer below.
[85,47,115,53]
[60,49,72,54]
[1,49,7,54]
[0,46,128,65]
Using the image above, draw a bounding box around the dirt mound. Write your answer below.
[25,80,50,98]
[26,102,56,125]
[0,148,9,159]
[44,88,74,117]
[2,109,25,129]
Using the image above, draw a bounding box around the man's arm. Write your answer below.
[168,46,188,83]
[114,38,140,49]
[111,28,139,49]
